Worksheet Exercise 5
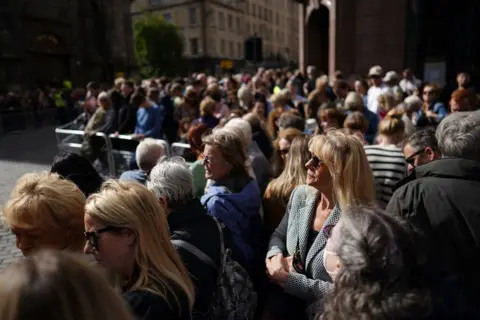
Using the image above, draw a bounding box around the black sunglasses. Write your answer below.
[84,226,124,251]
[405,149,425,166]
[310,153,323,169]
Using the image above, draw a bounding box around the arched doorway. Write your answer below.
[305,5,329,75]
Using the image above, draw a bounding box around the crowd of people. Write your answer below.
[1,65,480,320]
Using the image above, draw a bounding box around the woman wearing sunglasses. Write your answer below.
[84,180,195,320]
[263,130,376,320]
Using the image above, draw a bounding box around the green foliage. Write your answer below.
[133,13,184,77]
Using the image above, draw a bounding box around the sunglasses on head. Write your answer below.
[84,226,124,251]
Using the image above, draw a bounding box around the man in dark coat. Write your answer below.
[387,111,480,318]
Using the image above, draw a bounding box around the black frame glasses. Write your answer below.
[405,149,425,166]
[84,226,124,251]
[310,153,323,169]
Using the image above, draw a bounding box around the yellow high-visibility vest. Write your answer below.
[54,92,66,108]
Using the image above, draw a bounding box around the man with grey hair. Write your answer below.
[148,157,221,318]
[387,111,480,317]
[119,138,164,185]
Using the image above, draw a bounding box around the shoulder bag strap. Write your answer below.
[171,239,217,270]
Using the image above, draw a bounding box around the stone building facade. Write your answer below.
[0,0,135,90]
[131,0,300,73]
[297,0,480,86]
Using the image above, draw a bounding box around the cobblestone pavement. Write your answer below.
[0,126,58,268]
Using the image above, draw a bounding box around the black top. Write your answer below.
[168,198,222,320]
[124,288,190,320]
[306,229,319,253]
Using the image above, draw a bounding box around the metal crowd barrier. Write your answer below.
[109,134,172,177]
[55,120,115,177]
[55,120,191,178]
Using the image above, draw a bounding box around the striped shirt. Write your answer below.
[364,145,407,208]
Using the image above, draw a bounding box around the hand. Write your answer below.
[269,268,289,288]
[133,134,145,140]
[286,256,294,273]
[426,110,436,118]
[266,254,288,278]
[85,130,96,137]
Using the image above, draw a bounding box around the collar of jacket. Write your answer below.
[167,198,206,230]
[396,158,480,189]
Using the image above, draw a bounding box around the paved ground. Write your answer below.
[0,126,58,267]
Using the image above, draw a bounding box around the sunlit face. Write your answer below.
[457,73,469,87]
[121,83,133,97]
[422,87,435,103]
[201,144,232,181]
[84,215,134,274]
[403,143,430,174]
[305,152,332,190]
[253,101,266,118]
[354,81,365,94]
[11,225,69,256]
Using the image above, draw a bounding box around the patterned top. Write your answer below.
[364,145,407,208]
[267,185,340,316]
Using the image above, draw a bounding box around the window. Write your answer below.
[188,7,197,26]
[163,12,172,23]
[229,41,234,57]
[150,0,162,5]
[221,39,226,56]
[237,42,242,58]
[236,16,241,33]
[246,22,250,34]
[276,13,279,25]
[252,4,256,17]
[218,12,225,30]
[227,14,233,30]
[190,38,199,55]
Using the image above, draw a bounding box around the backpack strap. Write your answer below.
[171,239,217,271]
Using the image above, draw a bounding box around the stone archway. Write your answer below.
[305,5,330,75]
[298,0,336,79]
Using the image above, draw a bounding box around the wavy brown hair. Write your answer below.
[319,206,432,320]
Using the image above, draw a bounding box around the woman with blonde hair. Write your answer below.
[84,180,194,320]
[2,172,86,256]
[364,110,407,208]
[0,250,133,320]
[264,134,311,235]
[264,130,375,320]
[377,92,397,119]
[271,127,303,178]
[267,91,290,138]
[193,96,219,129]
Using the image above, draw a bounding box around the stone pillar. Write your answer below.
[298,2,306,73]
[328,0,336,81]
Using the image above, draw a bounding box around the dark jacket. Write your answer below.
[161,94,178,143]
[124,288,190,320]
[117,96,137,134]
[169,198,221,320]
[386,158,480,317]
